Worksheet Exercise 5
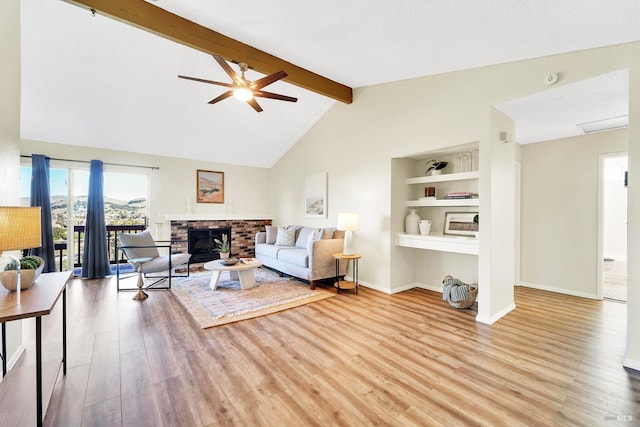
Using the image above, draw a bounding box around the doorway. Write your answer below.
[600,153,628,302]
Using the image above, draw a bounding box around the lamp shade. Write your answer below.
[0,206,42,251]
[337,212,359,231]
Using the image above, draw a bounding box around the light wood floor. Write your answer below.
[5,274,640,426]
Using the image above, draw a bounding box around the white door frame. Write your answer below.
[597,152,628,300]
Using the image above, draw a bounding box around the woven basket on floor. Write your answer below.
[443,275,478,309]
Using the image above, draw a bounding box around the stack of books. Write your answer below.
[444,192,474,199]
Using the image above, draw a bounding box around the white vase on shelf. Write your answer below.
[419,219,431,235]
[405,209,420,235]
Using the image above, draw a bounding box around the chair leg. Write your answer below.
[132,264,148,301]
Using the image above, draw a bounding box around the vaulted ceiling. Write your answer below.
[20,0,640,167]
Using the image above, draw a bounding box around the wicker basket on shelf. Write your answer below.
[442,275,478,309]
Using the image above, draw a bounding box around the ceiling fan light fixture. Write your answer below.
[233,87,253,101]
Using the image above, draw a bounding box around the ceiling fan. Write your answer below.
[178,54,298,112]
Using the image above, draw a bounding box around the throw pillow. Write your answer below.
[275,226,296,246]
[306,228,322,253]
[295,227,315,248]
[265,225,277,244]
[321,227,336,239]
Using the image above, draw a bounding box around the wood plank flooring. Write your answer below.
[3,273,639,426]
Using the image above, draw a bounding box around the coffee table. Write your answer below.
[203,259,263,290]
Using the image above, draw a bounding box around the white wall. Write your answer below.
[20,140,273,239]
[272,42,640,321]
[0,0,23,375]
[519,129,628,298]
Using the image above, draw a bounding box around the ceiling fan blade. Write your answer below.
[178,75,233,88]
[208,91,233,105]
[253,90,298,103]
[247,98,264,112]
[253,71,288,89]
[212,54,242,85]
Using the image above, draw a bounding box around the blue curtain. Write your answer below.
[29,154,56,272]
[82,160,111,278]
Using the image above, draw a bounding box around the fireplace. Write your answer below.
[188,226,231,264]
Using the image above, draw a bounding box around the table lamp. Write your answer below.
[337,212,359,256]
[0,206,42,304]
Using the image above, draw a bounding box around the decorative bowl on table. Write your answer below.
[217,257,239,266]
[0,255,45,291]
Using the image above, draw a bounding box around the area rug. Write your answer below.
[171,268,335,328]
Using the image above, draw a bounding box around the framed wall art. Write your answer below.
[444,212,479,236]
[196,169,224,203]
[304,172,327,218]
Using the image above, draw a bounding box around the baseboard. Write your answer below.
[623,358,640,373]
[476,303,516,325]
[518,281,599,300]
[357,279,393,294]
[415,282,443,293]
[3,342,26,377]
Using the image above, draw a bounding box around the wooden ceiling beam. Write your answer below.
[63,0,352,104]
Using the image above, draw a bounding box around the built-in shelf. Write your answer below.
[407,198,479,207]
[395,233,479,255]
[406,171,479,185]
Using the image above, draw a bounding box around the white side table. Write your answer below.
[203,259,263,290]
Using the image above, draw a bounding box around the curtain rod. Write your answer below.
[20,155,159,170]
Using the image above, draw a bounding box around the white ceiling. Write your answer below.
[19,0,640,167]
[496,69,630,144]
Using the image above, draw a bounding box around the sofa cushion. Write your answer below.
[265,225,277,244]
[275,226,296,246]
[255,244,289,258]
[276,247,308,268]
[295,227,316,248]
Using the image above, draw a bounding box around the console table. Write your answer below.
[0,271,71,427]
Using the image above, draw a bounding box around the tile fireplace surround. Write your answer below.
[170,217,272,261]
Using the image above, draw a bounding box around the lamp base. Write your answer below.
[343,231,354,256]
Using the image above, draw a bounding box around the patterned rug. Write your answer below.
[171,268,335,328]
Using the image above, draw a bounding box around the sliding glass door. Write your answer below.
[20,163,149,273]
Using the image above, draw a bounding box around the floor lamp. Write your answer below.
[0,207,42,305]
[337,212,359,256]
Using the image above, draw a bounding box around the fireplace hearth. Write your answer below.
[188,226,231,264]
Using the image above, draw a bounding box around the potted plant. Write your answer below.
[0,255,45,291]
[214,234,231,259]
[425,160,448,176]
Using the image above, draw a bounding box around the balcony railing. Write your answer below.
[53,224,146,271]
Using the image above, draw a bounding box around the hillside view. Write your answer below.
[22,195,147,241]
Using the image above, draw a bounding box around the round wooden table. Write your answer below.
[332,253,361,294]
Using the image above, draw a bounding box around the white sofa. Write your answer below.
[255,226,347,289]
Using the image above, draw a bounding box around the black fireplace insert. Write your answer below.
[187,226,231,264]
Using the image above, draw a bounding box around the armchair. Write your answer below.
[116,230,191,291]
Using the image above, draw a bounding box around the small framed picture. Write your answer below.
[304,172,327,218]
[444,212,479,236]
[196,170,224,203]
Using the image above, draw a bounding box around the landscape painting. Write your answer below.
[197,170,224,203]
[305,172,327,218]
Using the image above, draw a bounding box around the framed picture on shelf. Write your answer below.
[196,170,224,203]
[444,212,479,236]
